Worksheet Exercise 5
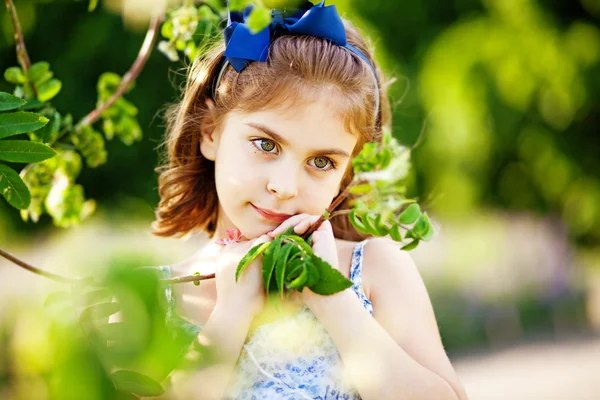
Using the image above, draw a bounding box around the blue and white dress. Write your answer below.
[163,240,373,400]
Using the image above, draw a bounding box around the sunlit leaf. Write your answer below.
[246,3,272,33]
[0,164,31,209]
[401,240,419,251]
[308,255,352,295]
[4,67,26,84]
[262,237,281,292]
[37,79,62,102]
[0,111,49,139]
[0,140,56,163]
[27,61,50,84]
[80,302,121,322]
[389,224,402,241]
[0,92,26,111]
[235,242,271,281]
[398,203,421,224]
[111,370,165,397]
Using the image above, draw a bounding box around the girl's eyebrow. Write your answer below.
[245,122,350,158]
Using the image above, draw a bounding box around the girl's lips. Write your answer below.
[251,204,293,223]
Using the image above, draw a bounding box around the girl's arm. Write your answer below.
[168,302,255,400]
[304,238,468,400]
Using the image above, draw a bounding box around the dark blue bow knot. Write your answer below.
[223,1,368,72]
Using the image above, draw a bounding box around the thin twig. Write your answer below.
[162,273,215,284]
[0,246,215,285]
[329,209,351,219]
[4,0,38,98]
[74,15,163,131]
[0,247,75,283]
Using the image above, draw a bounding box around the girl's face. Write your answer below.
[201,92,358,240]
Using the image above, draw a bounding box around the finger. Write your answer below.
[293,215,320,235]
[269,214,309,237]
[253,234,273,245]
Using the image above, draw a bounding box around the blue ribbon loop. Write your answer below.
[223,1,372,73]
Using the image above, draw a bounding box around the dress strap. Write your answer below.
[349,240,373,315]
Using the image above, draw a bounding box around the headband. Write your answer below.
[213,1,381,119]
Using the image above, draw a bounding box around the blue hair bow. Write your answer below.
[223,0,374,73]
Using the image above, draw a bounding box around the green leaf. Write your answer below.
[305,258,320,288]
[401,240,419,251]
[235,242,271,282]
[0,140,56,163]
[275,243,295,297]
[398,203,421,224]
[80,302,121,322]
[0,92,26,111]
[389,224,402,241]
[412,213,429,238]
[0,164,31,209]
[111,370,165,397]
[348,183,372,195]
[95,322,126,341]
[246,4,272,33]
[4,67,25,84]
[37,79,62,102]
[229,0,253,11]
[284,235,313,254]
[308,255,353,295]
[27,62,50,84]
[77,288,112,306]
[287,264,308,290]
[374,214,389,236]
[17,99,44,111]
[349,209,368,233]
[88,0,99,12]
[262,237,282,292]
[0,111,49,139]
[43,291,71,308]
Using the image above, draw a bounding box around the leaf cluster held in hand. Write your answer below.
[236,230,353,298]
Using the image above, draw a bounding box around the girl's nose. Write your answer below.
[267,169,299,200]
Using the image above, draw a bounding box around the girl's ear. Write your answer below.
[199,99,220,161]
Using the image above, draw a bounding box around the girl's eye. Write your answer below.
[252,139,278,153]
[309,156,335,171]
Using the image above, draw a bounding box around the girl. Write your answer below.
[154,2,468,399]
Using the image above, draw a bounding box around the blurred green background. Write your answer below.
[1,0,600,397]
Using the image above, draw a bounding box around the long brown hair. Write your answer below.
[153,20,392,240]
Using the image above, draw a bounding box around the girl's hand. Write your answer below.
[214,234,272,319]
[269,215,339,303]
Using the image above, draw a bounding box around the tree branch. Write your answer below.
[0,247,75,283]
[0,246,214,285]
[4,0,38,98]
[74,15,163,131]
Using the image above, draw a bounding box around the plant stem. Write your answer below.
[302,181,354,239]
[74,15,163,131]
[0,247,75,283]
[0,246,215,284]
[162,273,215,284]
[4,0,38,98]
[329,209,350,219]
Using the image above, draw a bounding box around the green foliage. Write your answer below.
[236,232,353,298]
[246,4,272,34]
[0,164,31,209]
[0,92,53,210]
[158,3,222,63]
[347,129,434,250]
[96,72,141,146]
[1,259,202,399]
